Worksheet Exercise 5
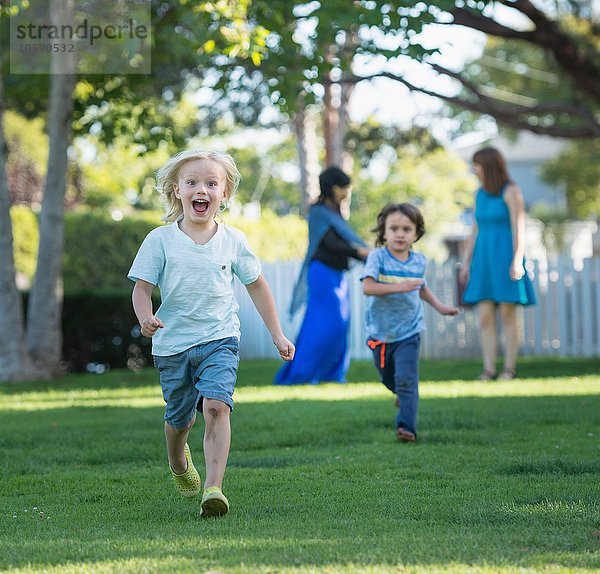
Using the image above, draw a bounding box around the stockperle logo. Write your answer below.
[10,0,151,75]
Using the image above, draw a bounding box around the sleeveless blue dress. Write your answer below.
[463,185,536,306]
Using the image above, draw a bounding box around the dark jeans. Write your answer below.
[368,333,421,436]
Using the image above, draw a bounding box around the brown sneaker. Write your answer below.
[396,427,416,442]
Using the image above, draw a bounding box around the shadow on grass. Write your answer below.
[1,389,599,572]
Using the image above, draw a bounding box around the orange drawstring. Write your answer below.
[367,339,386,369]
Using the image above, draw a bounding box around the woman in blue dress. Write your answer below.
[274,166,369,385]
[459,147,535,380]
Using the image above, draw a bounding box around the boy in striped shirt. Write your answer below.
[362,203,458,442]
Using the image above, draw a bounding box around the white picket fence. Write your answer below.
[234,257,600,360]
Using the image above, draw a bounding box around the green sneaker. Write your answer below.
[200,486,229,518]
[170,443,201,498]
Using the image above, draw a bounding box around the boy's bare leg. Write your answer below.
[478,301,497,374]
[202,398,231,489]
[164,413,196,474]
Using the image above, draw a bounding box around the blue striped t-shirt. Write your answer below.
[361,247,427,343]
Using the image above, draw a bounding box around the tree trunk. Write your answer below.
[338,78,354,174]
[323,78,354,173]
[0,66,44,382]
[26,0,77,375]
[323,32,357,172]
[323,81,341,167]
[293,98,320,217]
[323,79,354,218]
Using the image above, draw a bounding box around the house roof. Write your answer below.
[451,131,568,163]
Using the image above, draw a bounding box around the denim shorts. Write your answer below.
[153,337,240,430]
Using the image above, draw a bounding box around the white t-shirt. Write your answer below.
[128,221,261,356]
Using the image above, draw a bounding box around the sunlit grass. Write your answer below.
[2,387,162,411]
[3,376,599,412]
[3,357,599,412]
[2,558,591,574]
[236,377,600,404]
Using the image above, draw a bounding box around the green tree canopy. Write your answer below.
[541,139,600,218]
[200,1,599,138]
[350,146,475,259]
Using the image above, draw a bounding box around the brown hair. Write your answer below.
[371,203,426,247]
[472,146,510,195]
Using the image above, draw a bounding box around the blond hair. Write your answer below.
[155,149,241,223]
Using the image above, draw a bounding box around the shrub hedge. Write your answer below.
[12,207,307,292]
[62,210,159,292]
[61,290,158,373]
[10,206,39,284]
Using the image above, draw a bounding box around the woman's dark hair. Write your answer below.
[372,203,426,247]
[316,166,351,209]
[472,147,510,195]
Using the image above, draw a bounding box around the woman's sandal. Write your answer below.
[498,369,517,380]
[477,370,497,381]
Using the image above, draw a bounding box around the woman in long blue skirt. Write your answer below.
[275,260,350,384]
[274,167,368,385]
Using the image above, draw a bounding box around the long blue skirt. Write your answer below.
[274,260,350,385]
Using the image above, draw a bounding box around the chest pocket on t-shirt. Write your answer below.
[196,261,233,298]
[166,255,232,297]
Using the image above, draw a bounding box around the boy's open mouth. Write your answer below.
[192,199,209,215]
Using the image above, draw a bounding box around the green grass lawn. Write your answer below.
[1,357,599,573]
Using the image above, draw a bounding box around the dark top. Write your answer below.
[312,228,365,271]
